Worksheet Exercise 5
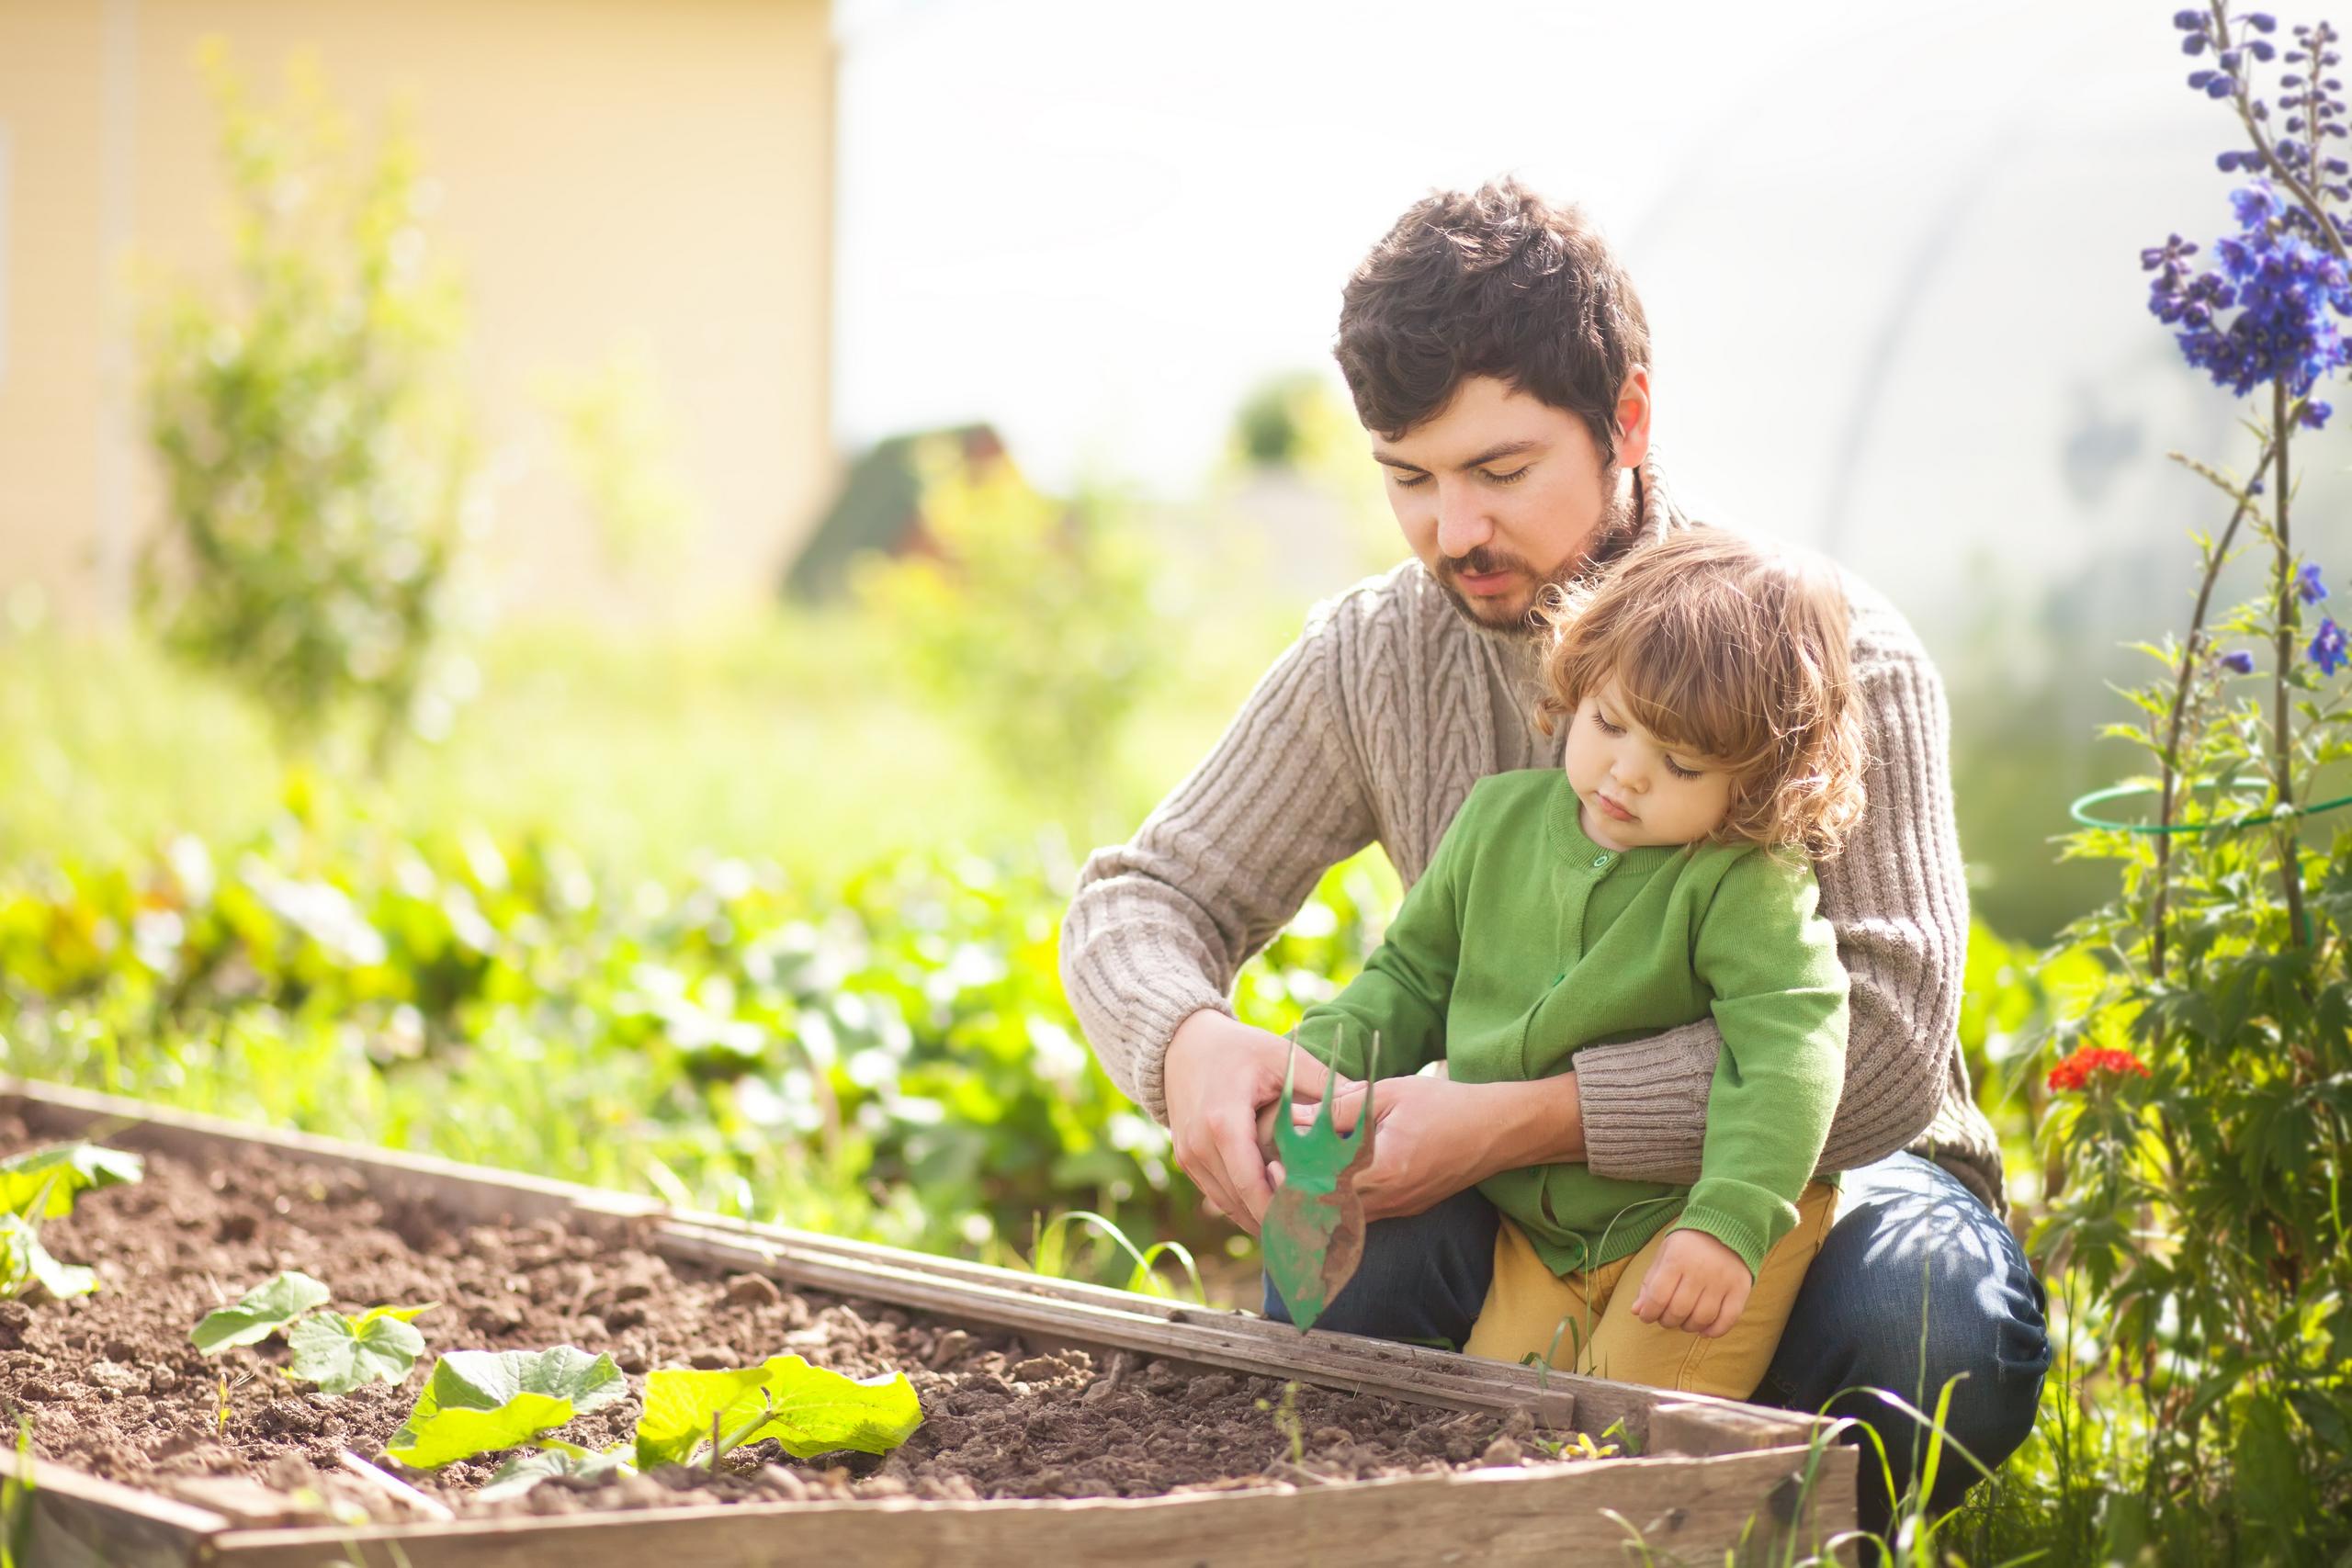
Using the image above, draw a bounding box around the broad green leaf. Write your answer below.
[386,1347,625,1469]
[477,1440,635,1502]
[634,1355,920,1469]
[0,1213,96,1300]
[387,1391,575,1470]
[0,1144,144,1219]
[287,1310,427,1394]
[192,1271,333,1354]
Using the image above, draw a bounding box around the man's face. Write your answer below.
[1371,373,1650,637]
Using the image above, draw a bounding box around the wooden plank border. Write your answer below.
[0,1446,229,1568]
[204,1445,1850,1568]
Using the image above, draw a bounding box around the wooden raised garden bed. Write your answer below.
[0,1077,1855,1566]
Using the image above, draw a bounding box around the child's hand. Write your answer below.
[1629,1230,1752,1337]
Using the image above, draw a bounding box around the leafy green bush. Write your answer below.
[852,450,1161,826]
[0,811,1213,1263]
[136,43,481,773]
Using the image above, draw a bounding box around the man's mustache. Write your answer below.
[1442,548,1526,579]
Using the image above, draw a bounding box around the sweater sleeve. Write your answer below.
[1291,798,1468,1082]
[1570,595,1970,1187]
[1672,854,1848,1277]
[1057,600,1379,1124]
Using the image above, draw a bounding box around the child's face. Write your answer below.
[1562,678,1738,852]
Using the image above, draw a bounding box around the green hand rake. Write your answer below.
[1261,1032,1378,1333]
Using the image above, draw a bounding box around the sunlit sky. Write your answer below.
[831,0,2325,628]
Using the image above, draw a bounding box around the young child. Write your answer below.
[1284,527,1866,1399]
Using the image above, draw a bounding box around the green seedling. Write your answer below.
[379,1347,922,1494]
[212,1369,256,1436]
[0,1144,143,1219]
[633,1355,921,1471]
[0,1146,143,1303]
[191,1271,434,1393]
[0,1212,93,1303]
[1261,1035,1379,1332]
[286,1303,436,1394]
[386,1347,626,1470]
[1252,1380,1306,1467]
[192,1271,333,1353]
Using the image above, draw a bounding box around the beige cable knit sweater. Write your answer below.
[1059,452,2006,1210]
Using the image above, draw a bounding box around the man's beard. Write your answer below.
[1432,464,1642,639]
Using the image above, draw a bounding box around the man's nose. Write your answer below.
[1433,482,1492,558]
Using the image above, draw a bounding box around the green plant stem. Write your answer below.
[2269,380,2309,947]
[2150,432,2275,980]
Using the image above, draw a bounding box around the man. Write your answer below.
[1058,179,2048,1535]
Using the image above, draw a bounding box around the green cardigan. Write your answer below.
[1293,769,1847,1278]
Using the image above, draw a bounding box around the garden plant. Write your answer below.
[2019,7,2352,1562]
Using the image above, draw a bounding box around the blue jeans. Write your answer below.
[1260,1154,2050,1538]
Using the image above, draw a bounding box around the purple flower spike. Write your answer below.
[2176,6,2205,23]
[2309,616,2348,675]
[2221,649,2259,674]
[2301,398,2335,428]
[2298,562,2330,603]
[2249,13,2278,33]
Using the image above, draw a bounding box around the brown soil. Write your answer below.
[0,1120,1571,1522]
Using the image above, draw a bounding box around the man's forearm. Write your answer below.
[1479,1072,1586,1173]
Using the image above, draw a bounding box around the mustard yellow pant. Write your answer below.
[1462,1182,1839,1399]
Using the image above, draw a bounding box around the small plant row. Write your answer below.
[191,1269,922,1500]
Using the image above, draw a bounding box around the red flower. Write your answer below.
[2047,1045,2153,1093]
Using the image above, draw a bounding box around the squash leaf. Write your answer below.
[386,1347,626,1469]
[633,1355,920,1470]
[0,1213,96,1301]
[192,1270,332,1353]
[287,1310,428,1394]
[0,1144,143,1219]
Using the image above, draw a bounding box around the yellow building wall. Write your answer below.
[0,0,836,624]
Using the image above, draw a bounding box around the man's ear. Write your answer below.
[1612,367,1653,471]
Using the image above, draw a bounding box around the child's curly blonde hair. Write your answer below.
[1534,528,1868,859]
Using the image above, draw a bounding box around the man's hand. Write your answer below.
[1628,1230,1751,1337]
[1284,1068,1589,1223]
[1163,1010,1332,1235]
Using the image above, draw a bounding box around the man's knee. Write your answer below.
[1261,1187,1498,1348]
[1757,1156,2050,1514]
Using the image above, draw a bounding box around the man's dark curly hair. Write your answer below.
[1333,178,1651,463]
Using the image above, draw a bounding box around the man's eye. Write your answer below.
[1390,470,1430,489]
[1483,467,1531,485]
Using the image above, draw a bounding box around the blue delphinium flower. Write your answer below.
[2309,615,2349,674]
[2298,562,2330,602]
[2143,183,2352,419]
[2221,648,2260,674]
